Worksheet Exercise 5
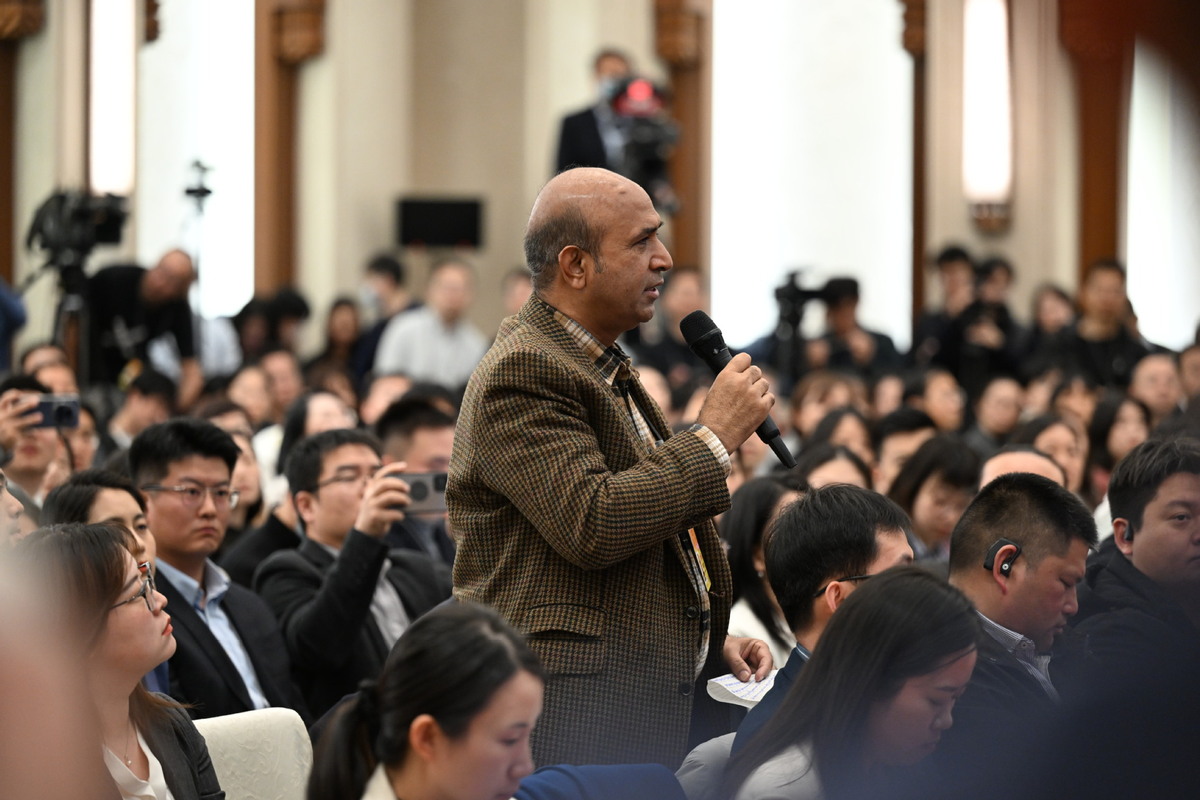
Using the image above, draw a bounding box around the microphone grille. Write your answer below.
[679,310,719,345]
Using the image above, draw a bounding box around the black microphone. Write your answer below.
[679,310,796,469]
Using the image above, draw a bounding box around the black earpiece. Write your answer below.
[983,538,1022,575]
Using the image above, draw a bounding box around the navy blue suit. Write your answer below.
[732,645,808,754]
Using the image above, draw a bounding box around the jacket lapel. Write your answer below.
[157,572,255,710]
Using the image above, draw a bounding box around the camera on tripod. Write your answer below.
[25,190,127,292]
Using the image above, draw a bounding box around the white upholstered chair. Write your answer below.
[193,707,311,800]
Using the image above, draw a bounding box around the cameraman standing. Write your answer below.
[85,249,203,410]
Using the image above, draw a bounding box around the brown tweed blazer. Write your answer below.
[449,296,734,768]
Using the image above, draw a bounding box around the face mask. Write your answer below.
[359,285,383,318]
[598,77,623,104]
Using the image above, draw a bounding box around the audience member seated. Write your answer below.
[226,364,274,431]
[375,397,457,564]
[720,567,980,800]
[787,371,868,451]
[303,296,360,387]
[936,257,1022,403]
[374,258,488,392]
[358,372,414,427]
[67,402,102,472]
[790,442,871,489]
[0,375,67,505]
[928,473,1096,780]
[1018,283,1074,373]
[805,406,875,470]
[729,485,914,755]
[1048,370,1099,428]
[805,277,902,382]
[352,254,420,386]
[1040,259,1149,389]
[886,434,979,564]
[19,523,224,799]
[722,476,804,669]
[978,445,1067,489]
[1053,437,1200,696]
[130,419,309,722]
[254,429,451,717]
[1180,344,1200,405]
[1085,393,1150,506]
[309,602,544,800]
[961,374,1023,461]
[910,244,977,368]
[1011,414,1087,498]
[870,407,936,495]
[1128,352,1184,430]
[903,367,965,433]
[95,369,176,467]
[633,266,709,395]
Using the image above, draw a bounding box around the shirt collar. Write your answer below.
[540,297,631,386]
[977,610,1040,660]
[155,558,230,610]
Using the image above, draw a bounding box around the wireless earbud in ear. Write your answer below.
[983,538,1022,575]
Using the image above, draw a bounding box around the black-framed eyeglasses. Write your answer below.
[110,562,156,613]
[142,483,239,510]
[812,574,873,598]
[314,465,382,491]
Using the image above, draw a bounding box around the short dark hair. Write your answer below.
[375,398,455,447]
[284,428,381,496]
[934,245,973,269]
[523,200,601,291]
[975,256,1014,286]
[1084,258,1127,284]
[949,472,1096,574]
[766,484,912,632]
[593,48,631,72]
[872,407,936,455]
[887,433,980,515]
[128,369,177,411]
[42,468,146,526]
[1109,437,1200,536]
[128,418,240,487]
[366,253,405,285]
[822,277,860,307]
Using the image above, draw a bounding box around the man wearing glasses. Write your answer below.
[730,485,914,754]
[253,428,451,717]
[129,418,308,722]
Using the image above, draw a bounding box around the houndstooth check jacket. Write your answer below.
[449,296,734,768]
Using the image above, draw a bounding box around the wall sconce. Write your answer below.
[962,0,1013,234]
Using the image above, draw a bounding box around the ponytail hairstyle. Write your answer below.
[307,603,545,800]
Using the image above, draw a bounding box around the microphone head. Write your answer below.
[679,310,720,346]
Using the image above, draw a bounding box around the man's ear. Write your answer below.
[293,490,318,528]
[987,542,1021,592]
[1113,518,1134,556]
[557,245,589,289]
[825,579,851,613]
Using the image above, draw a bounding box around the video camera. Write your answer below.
[25,190,127,293]
[608,77,679,214]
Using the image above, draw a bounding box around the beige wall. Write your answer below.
[925,0,1080,322]
[14,0,89,350]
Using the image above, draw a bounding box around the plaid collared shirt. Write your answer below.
[546,299,729,676]
[977,611,1060,701]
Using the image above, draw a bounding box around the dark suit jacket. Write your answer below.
[732,645,807,754]
[924,630,1057,780]
[556,107,611,173]
[384,515,456,566]
[254,530,451,717]
[156,567,309,724]
[218,513,301,587]
[139,702,225,800]
[449,296,734,768]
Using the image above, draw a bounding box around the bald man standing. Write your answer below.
[449,168,774,768]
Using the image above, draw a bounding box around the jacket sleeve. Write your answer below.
[253,532,386,671]
[455,343,729,570]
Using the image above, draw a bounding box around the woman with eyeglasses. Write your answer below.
[722,567,981,800]
[19,522,224,800]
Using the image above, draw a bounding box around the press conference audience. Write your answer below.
[18,523,225,800]
[886,433,980,564]
[253,428,451,717]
